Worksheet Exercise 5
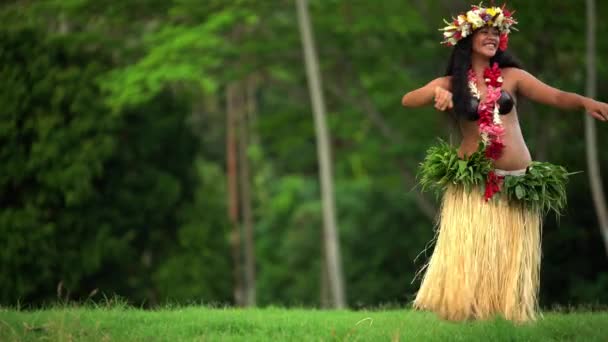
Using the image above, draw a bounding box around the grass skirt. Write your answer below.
[413,185,542,323]
[414,142,570,322]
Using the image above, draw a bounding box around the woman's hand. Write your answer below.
[584,98,608,122]
[434,86,454,112]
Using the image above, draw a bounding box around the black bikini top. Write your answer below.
[465,90,514,121]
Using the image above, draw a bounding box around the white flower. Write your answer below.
[493,105,502,124]
[467,10,484,29]
[469,81,480,99]
[480,132,490,146]
[494,12,505,27]
[457,15,467,26]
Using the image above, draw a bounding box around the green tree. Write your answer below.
[0,28,126,303]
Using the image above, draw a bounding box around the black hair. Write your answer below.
[445,33,523,120]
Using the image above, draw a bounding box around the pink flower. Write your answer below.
[479,122,492,133]
[486,124,505,137]
[479,123,505,142]
[478,114,493,127]
[477,102,487,112]
[468,69,477,82]
[485,87,501,102]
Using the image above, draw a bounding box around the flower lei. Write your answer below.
[468,62,506,201]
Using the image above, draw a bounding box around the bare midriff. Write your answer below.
[458,108,532,171]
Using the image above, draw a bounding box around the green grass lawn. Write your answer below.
[1,305,607,341]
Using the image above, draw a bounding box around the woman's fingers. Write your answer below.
[433,87,453,112]
[590,111,607,121]
[434,97,445,110]
[436,95,452,111]
[586,101,608,121]
[601,106,608,121]
[435,100,451,111]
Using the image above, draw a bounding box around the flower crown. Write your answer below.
[440,3,517,50]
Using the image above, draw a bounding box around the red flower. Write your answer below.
[484,171,504,201]
[485,141,505,160]
[478,115,492,128]
[499,34,509,51]
[483,63,502,87]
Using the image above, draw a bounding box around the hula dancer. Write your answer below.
[401,3,608,322]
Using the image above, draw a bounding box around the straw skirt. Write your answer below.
[413,184,542,322]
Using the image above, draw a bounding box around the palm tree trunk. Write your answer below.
[238,80,257,306]
[296,0,346,308]
[227,83,245,306]
[585,0,608,257]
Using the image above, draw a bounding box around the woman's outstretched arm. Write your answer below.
[402,76,453,110]
[512,68,608,121]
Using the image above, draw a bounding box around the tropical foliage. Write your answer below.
[1,0,607,308]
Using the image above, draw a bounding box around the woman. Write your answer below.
[401,4,608,323]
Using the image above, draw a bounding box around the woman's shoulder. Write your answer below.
[501,67,528,79]
[501,68,539,86]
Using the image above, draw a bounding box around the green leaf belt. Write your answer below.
[417,141,573,215]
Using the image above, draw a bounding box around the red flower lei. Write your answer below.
[468,62,506,201]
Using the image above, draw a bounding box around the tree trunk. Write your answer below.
[238,80,257,306]
[320,246,330,309]
[296,0,346,308]
[585,0,608,257]
[246,75,261,147]
[227,83,245,306]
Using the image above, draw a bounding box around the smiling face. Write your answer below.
[472,26,500,58]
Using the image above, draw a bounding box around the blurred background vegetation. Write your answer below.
[1,0,607,309]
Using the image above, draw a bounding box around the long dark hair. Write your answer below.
[445,34,523,120]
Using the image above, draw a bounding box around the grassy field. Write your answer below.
[1,304,607,341]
